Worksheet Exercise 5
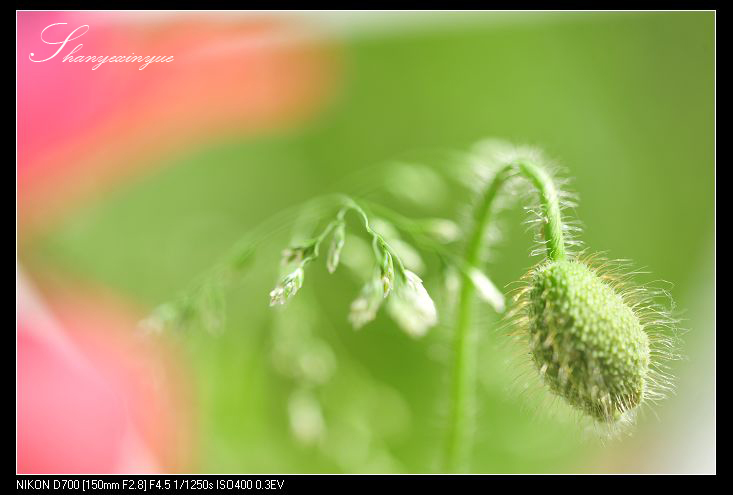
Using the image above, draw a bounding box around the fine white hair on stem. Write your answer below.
[460,140,582,264]
[511,151,581,259]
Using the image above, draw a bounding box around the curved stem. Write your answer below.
[338,196,408,277]
[517,161,566,262]
[444,161,566,472]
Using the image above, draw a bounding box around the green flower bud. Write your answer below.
[526,259,651,423]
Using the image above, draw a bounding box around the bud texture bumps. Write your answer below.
[526,259,650,423]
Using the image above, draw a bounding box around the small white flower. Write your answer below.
[380,250,395,298]
[269,267,305,306]
[387,270,438,338]
[348,278,384,329]
[327,222,346,274]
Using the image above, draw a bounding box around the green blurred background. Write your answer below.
[25,12,714,473]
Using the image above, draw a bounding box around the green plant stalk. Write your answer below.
[444,161,565,472]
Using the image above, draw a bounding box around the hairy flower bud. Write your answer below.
[525,259,651,423]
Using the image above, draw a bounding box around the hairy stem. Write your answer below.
[517,161,566,262]
[444,161,565,472]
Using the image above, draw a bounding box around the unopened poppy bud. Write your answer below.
[526,259,651,423]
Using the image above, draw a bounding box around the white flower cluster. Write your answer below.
[269,207,439,338]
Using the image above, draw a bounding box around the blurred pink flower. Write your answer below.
[17,272,194,473]
[17,11,340,234]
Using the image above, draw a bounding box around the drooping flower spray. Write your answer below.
[268,195,438,338]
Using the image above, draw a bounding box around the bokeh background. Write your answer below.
[17,11,714,473]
